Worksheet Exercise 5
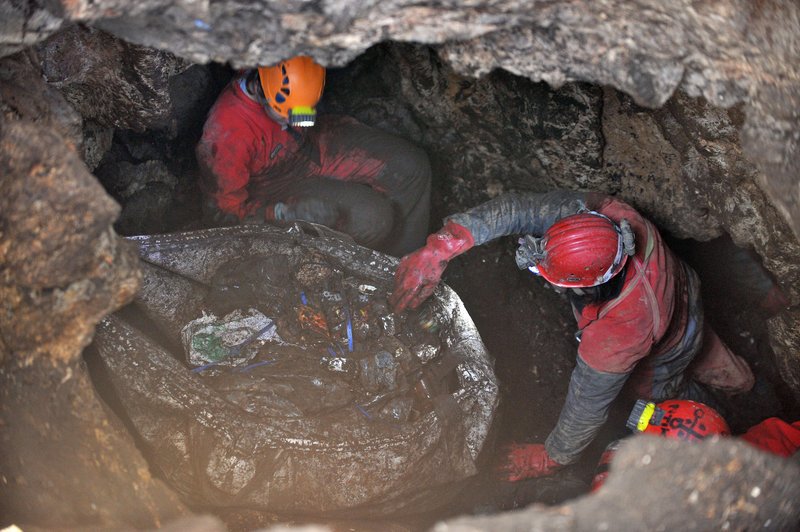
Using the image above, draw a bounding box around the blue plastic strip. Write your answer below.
[345,308,354,352]
[355,404,372,419]
[191,362,217,373]
[300,291,308,305]
[236,359,276,373]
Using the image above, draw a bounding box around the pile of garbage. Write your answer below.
[92,224,498,517]
[183,250,462,425]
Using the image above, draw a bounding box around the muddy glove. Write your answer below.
[389,221,475,312]
[496,443,563,482]
[265,197,340,227]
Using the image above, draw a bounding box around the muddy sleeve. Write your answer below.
[445,190,598,246]
[196,119,256,220]
[544,355,630,465]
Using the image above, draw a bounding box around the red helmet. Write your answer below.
[627,399,730,441]
[529,212,629,288]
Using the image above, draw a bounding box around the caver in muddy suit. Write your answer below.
[196,56,431,257]
[390,189,756,481]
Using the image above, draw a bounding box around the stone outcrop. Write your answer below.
[0,51,188,528]
[436,436,800,531]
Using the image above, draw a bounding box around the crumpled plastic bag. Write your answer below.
[181,308,283,367]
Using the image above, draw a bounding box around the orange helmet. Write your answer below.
[627,399,730,441]
[516,211,634,288]
[258,56,326,127]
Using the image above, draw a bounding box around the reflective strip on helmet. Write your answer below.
[636,401,657,432]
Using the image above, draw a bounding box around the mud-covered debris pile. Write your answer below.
[184,249,459,425]
[91,225,498,517]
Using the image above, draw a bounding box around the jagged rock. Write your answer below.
[599,87,800,304]
[768,309,800,403]
[0,68,187,526]
[601,88,722,241]
[0,119,139,340]
[37,24,192,132]
[0,49,83,149]
[436,436,800,531]
[0,1,64,58]
[324,44,605,215]
[97,159,177,200]
[82,121,115,171]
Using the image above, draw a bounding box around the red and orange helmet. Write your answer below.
[627,399,730,441]
[258,56,325,127]
[516,211,634,288]
[592,399,729,492]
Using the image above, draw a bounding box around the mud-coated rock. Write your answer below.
[436,436,800,531]
[0,357,189,528]
[0,49,83,149]
[0,111,186,528]
[0,121,141,362]
[324,43,605,215]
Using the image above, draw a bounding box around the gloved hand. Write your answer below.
[265,197,340,227]
[496,443,563,482]
[389,221,475,312]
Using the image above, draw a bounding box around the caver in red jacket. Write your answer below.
[196,73,431,256]
[395,190,755,466]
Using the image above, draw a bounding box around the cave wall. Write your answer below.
[1,0,800,528]
[3,0,798,240]
[0,48,189,527]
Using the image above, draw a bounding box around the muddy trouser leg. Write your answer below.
[645,264,753,416]
[688,323,755,395]
[314,119,431,257]
[376,144,431,257]
[271,177,395,249]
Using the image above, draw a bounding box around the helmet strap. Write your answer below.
[619,219,636,256]
[515,234,547,273]
[582,210,632,285]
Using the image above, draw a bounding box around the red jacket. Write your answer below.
[196,78,384,219]
[197,79,299,219]
[573,197,689,389]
